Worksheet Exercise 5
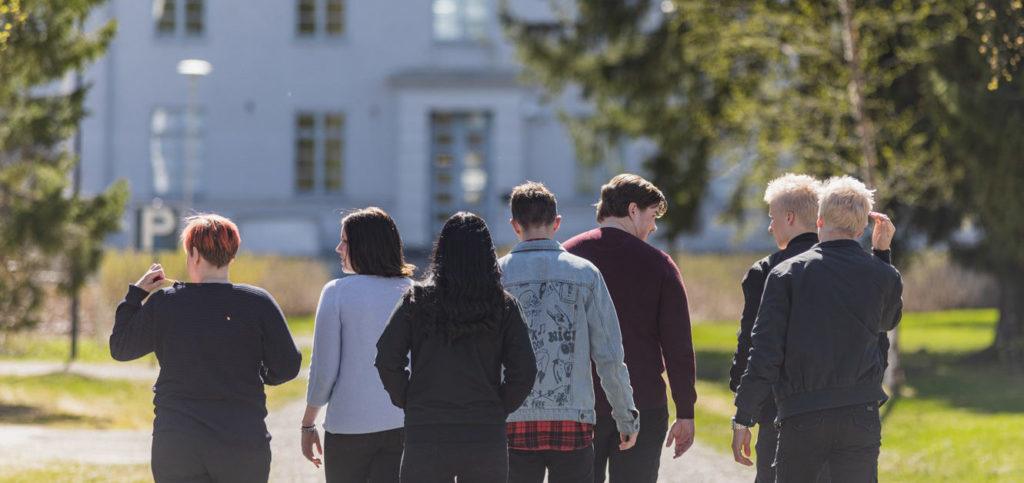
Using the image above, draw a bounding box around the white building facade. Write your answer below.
[79,0,768,255]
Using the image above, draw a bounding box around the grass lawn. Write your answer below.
[689,309,1024,482]
[0,462,152,483]
[0,314,314,363]
[0,371,308,430]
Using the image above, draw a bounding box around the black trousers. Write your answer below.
[756,400,832,483]
[593,405,669,483]
[509,446,594,483]
[324,428,404,483]
[151,430,270,483]
[400,440,508,483]
[774,403,881,483]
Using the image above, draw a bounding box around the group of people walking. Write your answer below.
[109,171,901,483]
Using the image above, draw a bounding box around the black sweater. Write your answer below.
[111,283,301,447]
[374,292,536,440]
[734,240,902,424]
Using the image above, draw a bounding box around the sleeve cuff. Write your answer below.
[732,410,756,427]
[675,403,695,420]
[125,284,150,305]
[872,249,892,264]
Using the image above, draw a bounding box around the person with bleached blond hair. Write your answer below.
[727,173,822,482]
[731,175,902,482]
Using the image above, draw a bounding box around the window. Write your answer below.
[150,107,205,199]
[153,0,204,37]
[432,0,489,42]
[295,111,345,194]
[429,112,491,226]
[296,0,345,37]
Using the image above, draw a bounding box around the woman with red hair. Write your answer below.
[110,213,302,483]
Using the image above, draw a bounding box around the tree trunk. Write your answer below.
[994,273,1024,371]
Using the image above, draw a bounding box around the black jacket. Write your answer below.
[734,239,902,424]
[729,233,820,392]
[375,291,537,431]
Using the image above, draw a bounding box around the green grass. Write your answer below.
[0,369,310,430]
[0,462,152,483]
[0,315,314,362]
[690,309,1024,482]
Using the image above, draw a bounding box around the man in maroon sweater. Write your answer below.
[563,174,697,483]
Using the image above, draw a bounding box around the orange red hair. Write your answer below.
[180,214,240,267]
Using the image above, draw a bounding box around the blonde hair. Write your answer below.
[763,173,822,228]
[818,176,875,237]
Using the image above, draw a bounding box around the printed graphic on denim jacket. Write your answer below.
[509,281,579,408]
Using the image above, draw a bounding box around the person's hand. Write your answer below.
[731,426,754,466]
[301,427,323,468]
[618,430,639,451]
[135,264,167,293]
[665,418,695,458]
[870,212,895,251]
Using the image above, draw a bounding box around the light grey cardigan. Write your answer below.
[306,275,412,434]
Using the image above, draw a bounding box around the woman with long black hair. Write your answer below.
[375,212,537,483]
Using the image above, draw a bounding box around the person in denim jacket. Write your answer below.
[499,182,639,483]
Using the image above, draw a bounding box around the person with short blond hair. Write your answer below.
[111,213,301,483]
[817,175,875,238]
[728,173,822,482]
[732,176,902,482]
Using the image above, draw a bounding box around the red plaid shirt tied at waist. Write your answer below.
[506,420,594,451]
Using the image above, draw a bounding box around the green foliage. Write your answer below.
[0,462,152,483]
[0,0,127,332]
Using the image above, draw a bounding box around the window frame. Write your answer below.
[431,0,492,44]
[294,0,347,40]
[293,110,346,196]
[152,0,205,39]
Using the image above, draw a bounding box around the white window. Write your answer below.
[296,0,345,37]
[432,0,489,42]
[150,107,205,199]
[295,112,344,194]
[152,0,204,37]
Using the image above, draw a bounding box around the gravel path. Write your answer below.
[0,360,755,482]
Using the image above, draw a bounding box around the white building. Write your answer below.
[79,0,769,255]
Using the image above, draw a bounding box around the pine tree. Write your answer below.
[0,0,127,332]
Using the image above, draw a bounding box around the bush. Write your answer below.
[674,250,996,322]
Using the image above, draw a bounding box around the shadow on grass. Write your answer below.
[900,349,1024,414]
[697,346,1024,416]
[0,402,101,426]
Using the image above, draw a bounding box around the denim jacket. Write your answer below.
[499,239,639,434]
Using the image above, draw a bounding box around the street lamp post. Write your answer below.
[176,59,211,214]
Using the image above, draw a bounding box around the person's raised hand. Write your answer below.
[618,430,639,451]
[731,427,754,466]
[870,212,895,251]
[665,418,695,458]
[135,263,167,293]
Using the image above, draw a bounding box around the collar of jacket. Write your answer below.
[816,238,862,249]
[789,232,819,247]
[509,238,564,253]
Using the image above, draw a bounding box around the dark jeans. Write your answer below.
[400,440,508,483]
[756,400,832,483]
[775,403,881,483]
[325,428,404,483]
[509,445,594,483]
[151,430,270,483]
[593,405,669,483]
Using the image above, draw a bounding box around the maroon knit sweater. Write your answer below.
[563,228,697,419]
